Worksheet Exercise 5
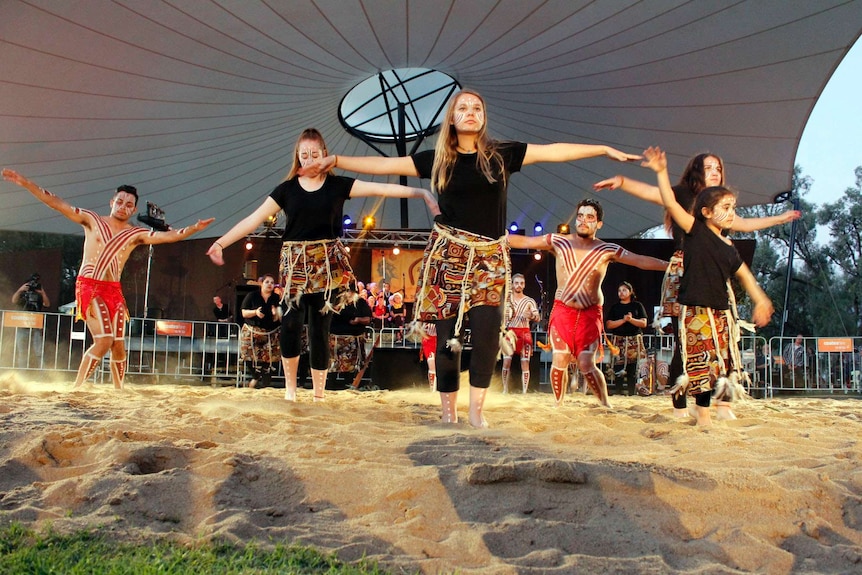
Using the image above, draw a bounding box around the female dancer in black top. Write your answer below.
[208,128,439,402]
[301,90,640,427]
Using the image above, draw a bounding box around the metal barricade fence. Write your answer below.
[0,310,241,386]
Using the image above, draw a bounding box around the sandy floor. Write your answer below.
[2,372,862,574]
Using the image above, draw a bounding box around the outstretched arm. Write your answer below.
[2,168,88,225]
[206,197,281,265]
[146,218,214,246]
[641,147,694,233]
[299,155,418,178]
[616,250,669,272]
[523,143,641,166]
[506,233,551,250]
[593,174,662,206]
[349,180,440,217]
[735,263,773,327]
[731,210,801,233]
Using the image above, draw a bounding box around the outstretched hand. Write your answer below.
[206,243,224,266]
[752,300,774,328]
[640,146,667,173]
[781,210,802,223]
[297,155,336,178]
[2,168,26,186]
[606,148,642,163]
[593,176,624,191]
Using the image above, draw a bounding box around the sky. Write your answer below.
[795,37,862,208]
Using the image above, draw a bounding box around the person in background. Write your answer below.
[3,168,213,389]
[387,292,406,342]
[605,281,648,396]
[329,286,373,377]
[11,272,51,369]
[239,274,281,388]
[501,273,540,394]
[212,294,233,338]
[782,334,807,389]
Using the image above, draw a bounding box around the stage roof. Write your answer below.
[1,1,860,238]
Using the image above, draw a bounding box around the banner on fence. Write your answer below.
[817,338,853,353]
[3,311,45,329]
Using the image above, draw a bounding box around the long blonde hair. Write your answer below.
[286,128,328,180]
[430,90,504,193]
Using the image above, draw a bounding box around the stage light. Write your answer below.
[392,245,400,256]
[509,221,519,233]
[245,239,253,251]
[363,215,376,229]
[264,213,278,228]
[343,214,352,226]
[344,245,351,253]
[556,223,570,234]
[534,222,543,234]
[533,251,542,261]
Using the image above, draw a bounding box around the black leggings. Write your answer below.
[280,292,333,371]
[434,305,502,393]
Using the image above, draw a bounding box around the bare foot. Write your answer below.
[469,413,488,429]
[673,408,690,419]
[716,402,737,420]
[284,390,296,401]
[695,406,712,427]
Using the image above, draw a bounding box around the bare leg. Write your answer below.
[696,405,712,426]
[520,356,530,394]
[282,355,299,401]
[73,301,114,388]
[311,368,327,402]
[550,364,568,407]
[501,356,512,394]
[440,391,458,424]
[715,400,736,420]
[578,344,610,408]
[469,385,488,429]
[426,354,436,392]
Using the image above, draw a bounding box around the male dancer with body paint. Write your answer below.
[507,198,667,407]
[2,169,214,389]
[501,273,540,394]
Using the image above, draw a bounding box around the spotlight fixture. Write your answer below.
[533,222,543,234]
[264,213,278,228]
[533,251,542,261]
[509,221,519,233]
[245,239,253,251]
[343,214,352,226]
[556,223,570,234]
[363,215,376,229]
[392,245,401,256]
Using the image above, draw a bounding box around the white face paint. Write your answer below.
[452,95,485,133]
[512,277,525,292]
[575,206,599,238]
[708,196,736,228]
[298,141,324,168]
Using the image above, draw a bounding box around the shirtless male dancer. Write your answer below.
[508,198,667,407]
[2,169,214,389]
[501,273,541,394]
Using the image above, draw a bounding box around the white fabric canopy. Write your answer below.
[1,0,860,238]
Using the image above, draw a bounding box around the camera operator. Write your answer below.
[11,272,51,368]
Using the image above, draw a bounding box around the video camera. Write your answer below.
[137,202,169,231]
[22,273,42,311]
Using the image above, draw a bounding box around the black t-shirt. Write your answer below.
[607,301,648,336]
[412,142,528,238]
[241,291,281,330]
[269,175,355,241]
[213,305,231,322]
[678,219,743,310]
[330,296,373,336]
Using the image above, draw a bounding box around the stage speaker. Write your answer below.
[370,347,425,390]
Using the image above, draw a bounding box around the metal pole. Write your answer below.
[780,196,800,339]
[397,103,408,228]
[143,243,154,317]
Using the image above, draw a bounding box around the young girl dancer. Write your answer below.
[641,147,773,426]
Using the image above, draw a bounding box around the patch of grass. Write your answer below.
[0,523,394,574]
